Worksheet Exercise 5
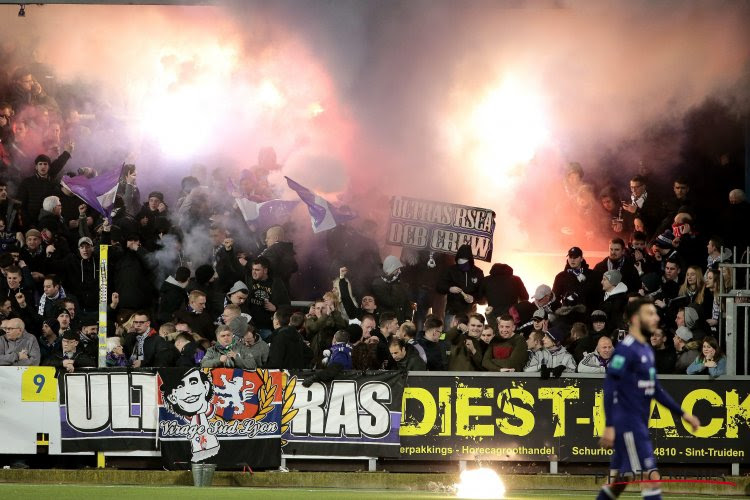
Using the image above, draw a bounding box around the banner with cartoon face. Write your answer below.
[157,367,297,468]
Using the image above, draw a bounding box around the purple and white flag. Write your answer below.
[235,197,299,230]
[61,168,120,220]
[285,177,356,233]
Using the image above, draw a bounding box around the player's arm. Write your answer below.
[599,350,627,448]
[653,377,701,431]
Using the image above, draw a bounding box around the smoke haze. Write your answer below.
[2,0,748,290]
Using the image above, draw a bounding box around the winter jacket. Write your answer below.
[577,351,611,373]
[201,341,257,369]
[524,346,576,373]
[394,345,427,371]
[444,327,484,371]
[142,335,179,367]
[687,356,727,377]
[248,338,270,367]
[16,152,70,223]
[267,326,311,369]
[552,263,602,313]
[245,276,290,330]
[674,341,700,374]
[174,308,216,341]
[306,311,348,365]
[261,241,298,290]
[593,257,641,296]
[653,345,678,374]
[482,333,527,372]
[337,277,379,322]
[176,341,205,367]
[116,181,141,218]
[371,277,413,324]
[436,245,484,315]
[43,349,96,371]
[158,276,188,323]
[417,337,449,371]
[480,264,529,320]
[0,331,41,365]
[48,250,99,312]
[599,282,629,332]
[110,245,158,311]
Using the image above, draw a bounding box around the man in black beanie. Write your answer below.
[17,149,72,223]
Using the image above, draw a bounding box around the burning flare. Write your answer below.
[454,467,506,499]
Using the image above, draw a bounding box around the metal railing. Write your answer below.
[718,246,750,375]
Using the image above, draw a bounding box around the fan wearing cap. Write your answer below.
[673,326,700,373]
[46,236,101,313]
[552,246,601,313]
[598,270,629,333]
[523,327,576,377]
[38,318,61,361]
[436,244,484,326]
[42,330,95,373]
[19,228,47,282]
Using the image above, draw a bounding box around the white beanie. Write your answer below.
[382,256,403,275]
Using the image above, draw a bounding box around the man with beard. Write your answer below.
[594,238,640,293]
[596,298,700,500]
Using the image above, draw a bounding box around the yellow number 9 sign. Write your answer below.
[21,367,57,402]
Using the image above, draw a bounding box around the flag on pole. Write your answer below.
[60,168,121,220]
[235,197,299,230]
[285,176,356,233]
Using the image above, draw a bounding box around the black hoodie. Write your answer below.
[436,244,484,315]
[480,264,528,317]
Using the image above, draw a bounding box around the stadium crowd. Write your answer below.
[0,62,748,379]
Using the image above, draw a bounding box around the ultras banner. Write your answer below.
[400,375,750,463]
[283,370,405,457]
[157,368,296,468]
[59,370,158,452]
[387,196,496,262]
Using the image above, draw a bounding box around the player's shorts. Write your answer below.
[610,429,657,474]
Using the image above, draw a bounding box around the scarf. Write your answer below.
[631,191,647,209]
[381,268,401,284]
[38,286,66,316]
[567,267,586,282]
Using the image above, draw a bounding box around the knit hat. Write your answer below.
[603,269,622,287]
[56,308,71,318]
[25,229,41,240]
[228,316,249,339]
[34,154,51,165]
[591,310,608,322]
[43,318,60,335]
[683,306,699,329]
[641,273,661,294]
[534,284,552,301]
[195,264,215,285]
[148,191,164,202]
[545,327,565,345]
[226,280,249,296]
[532,309,547,320]
[382,256,403,275]
[675,326,693,342]
[78,237,93,247]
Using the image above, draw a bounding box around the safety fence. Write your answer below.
[0,368,748,472]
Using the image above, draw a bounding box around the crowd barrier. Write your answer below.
[1,367,748,472]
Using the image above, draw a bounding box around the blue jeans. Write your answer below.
[258,329,273,341]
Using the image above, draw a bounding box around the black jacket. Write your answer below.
[49,251,99,312]
[267,326,311,369]
[261,241,298,290]
[436,245,484,315]
[110,245,158,311]
[16,151,70,223]
[158,277,187,324]
[176,341,204,367]
[417,337,448,371]
[371,277,413,324]
[654,345,677,374]
[142,335,179,367]
[480,263,528,318]
[174,308,216,341]
[552,262,601,313]
[245,276,290,330]
[43,349,95,372]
